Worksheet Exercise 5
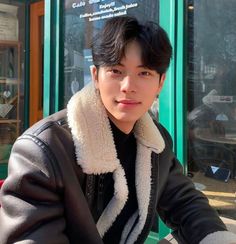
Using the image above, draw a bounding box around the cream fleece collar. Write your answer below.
[67,82,165,175]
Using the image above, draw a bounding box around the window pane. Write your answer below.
[0,1,25,167]
[187,0,236,220]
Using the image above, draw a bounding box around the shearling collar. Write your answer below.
[67,82,165,175]
[67,82,165,243]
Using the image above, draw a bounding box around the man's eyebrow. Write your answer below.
[137,65,148,68]
[116,63,125,67]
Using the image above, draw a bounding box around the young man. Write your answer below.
[0,16,236,244]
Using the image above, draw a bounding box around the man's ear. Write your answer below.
[90,65,99,88]
[157,73,166,94]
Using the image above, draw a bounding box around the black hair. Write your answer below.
[91,16,172,74]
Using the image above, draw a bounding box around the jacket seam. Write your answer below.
[32,119,68,136]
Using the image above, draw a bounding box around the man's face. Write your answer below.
[92,41,165,133]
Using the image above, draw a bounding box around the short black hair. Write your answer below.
[91,16,172,74]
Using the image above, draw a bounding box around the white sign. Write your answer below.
[72,1,139,22]
[0,4,18,41]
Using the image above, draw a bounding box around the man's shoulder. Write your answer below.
[14,108,74,160]
[23,109,68,137]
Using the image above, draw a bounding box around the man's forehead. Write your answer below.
[124,41,142,59]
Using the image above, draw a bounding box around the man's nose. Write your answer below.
[120,75,136,93]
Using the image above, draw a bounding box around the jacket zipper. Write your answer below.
[85,174,96,209]
[97,174,105,216]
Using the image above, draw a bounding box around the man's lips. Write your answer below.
[116,99,141,104]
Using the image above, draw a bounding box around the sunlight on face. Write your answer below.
[92,41,165,134]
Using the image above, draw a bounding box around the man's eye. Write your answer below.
[139,71,151,76]
[111,69,122,75]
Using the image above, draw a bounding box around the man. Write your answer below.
[0,16,236,244]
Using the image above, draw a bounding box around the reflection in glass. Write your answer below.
[187,0,236,220]
[0,1,25,165]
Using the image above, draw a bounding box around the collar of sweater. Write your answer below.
[109,118,135,162]
[67,82,165,242]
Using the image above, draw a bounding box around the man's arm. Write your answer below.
[156,124,236,244]
[0,137,69,244]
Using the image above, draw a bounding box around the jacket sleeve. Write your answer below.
[0,136,69,244]
[156,124,236,244]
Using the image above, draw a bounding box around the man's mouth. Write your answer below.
[116,99,141,104]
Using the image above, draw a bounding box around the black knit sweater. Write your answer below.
[102,120,138,243]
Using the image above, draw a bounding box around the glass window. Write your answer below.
[0,1,25,167]
[63,0,159,106]
[187,0,236,220]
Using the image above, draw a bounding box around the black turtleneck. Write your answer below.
[102,120,138,243]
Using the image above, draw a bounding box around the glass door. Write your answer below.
[187,0,236,220]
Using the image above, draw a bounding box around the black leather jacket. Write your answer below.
[0,84,228,244]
